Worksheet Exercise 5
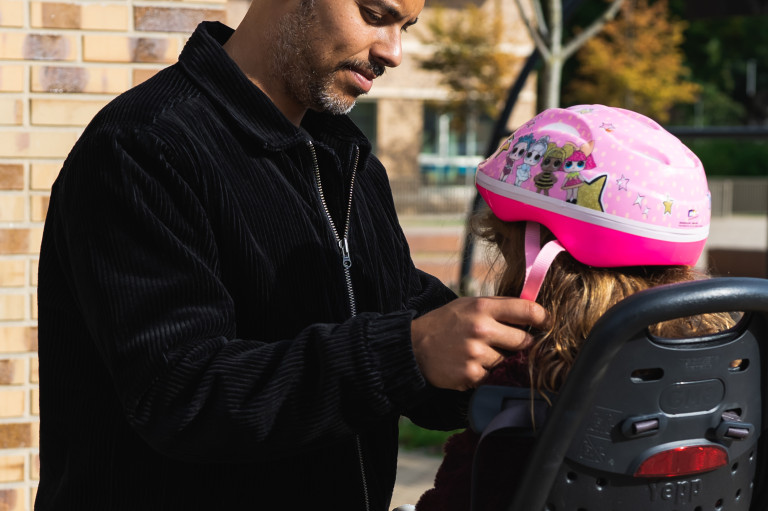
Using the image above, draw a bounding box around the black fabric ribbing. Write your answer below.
[36,21,465,511]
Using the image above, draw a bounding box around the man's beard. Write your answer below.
[271,3,384,115]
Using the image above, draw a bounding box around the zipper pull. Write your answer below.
[339,237,352,269]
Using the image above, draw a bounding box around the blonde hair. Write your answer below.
[474,211,736,394]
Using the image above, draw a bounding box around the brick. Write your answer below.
[133,67,161,86]
[0,228,44,255]
[0,195,25,222]
[31,2,81,29]
[0,98,23,125]
[23,33,78,60]
[82,3,129,31]
[0,423,32,449]
[0,131,79,158]
[134,6,225,33]
[0,455,24,482]
[0,359,25,385]
[30,388,39,415]
[0,164,23,190]
[0,326,37,353]
[30,260,38,287]
[0,390,25,417]
[31,98,107,126]
[30,453,39,480]
[31,421,39,448]
[29,357,38,384]
[0,33,77,61]
[0,487,23,511]
[0,0,24,27]
[83,35,179,63]
[30,163,60,190]
[0,294,25,321]
[0,65,24,92]
[0,260,25,287]
[30,195,49,222]
[32,65,132,94]
[31,65,86,93]
[30,292,37,320]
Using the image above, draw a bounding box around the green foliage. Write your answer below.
[563,0,699,122]
[670,82,746,126]
[417,3,516,130]
[398,417,460,454]
[685,139,768,177]
[677,14,768,125]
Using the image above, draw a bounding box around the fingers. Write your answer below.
[483,296,549,330]
[411,296,548,391]
[466,297,547,353]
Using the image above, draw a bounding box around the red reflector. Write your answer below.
[635,445,728,478]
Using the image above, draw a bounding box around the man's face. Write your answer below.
[272,0,424,115]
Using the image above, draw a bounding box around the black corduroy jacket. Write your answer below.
[37,22,465,510]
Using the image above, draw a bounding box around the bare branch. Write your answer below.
[562,0,625,60]
[514,0,552,59]
[532,0,549,38]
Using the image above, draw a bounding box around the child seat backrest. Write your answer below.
[470,277,768,511]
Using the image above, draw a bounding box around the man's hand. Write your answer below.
[411,297,548,391]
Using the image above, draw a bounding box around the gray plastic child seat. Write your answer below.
[469,277,768,511]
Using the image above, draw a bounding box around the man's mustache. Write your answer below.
[338,59,385,79]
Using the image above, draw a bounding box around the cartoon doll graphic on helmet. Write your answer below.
[475,104,711,268]
[533,142,574,195]
[513,135,548,188]
[497,134,533,184]
[561,142,597,204]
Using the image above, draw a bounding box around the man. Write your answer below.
[36,0,546,509]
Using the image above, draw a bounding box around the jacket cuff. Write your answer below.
[364,310,427,410]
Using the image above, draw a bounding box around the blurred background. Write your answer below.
[0,0,766,508]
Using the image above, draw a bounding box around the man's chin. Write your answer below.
[310,104,356,116]
[315,90,362,116]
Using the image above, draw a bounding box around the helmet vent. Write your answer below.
[631,142,672,165]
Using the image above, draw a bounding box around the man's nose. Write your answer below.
[371,26,403,68]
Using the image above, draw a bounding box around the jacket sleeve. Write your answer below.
[47,125,441,462]
[402,268,471,431]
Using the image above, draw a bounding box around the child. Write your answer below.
[416,105,735,511]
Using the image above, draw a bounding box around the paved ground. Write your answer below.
[391,450,443,509]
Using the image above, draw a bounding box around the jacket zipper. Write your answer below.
[308,141,370,510]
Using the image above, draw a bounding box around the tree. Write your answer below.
[563,0,700,122]
[514,0,625,108]
[417,2,517,130]
[677,13,768,125]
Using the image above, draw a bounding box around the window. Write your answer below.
[347,101,377,153]
[419,103,494,185]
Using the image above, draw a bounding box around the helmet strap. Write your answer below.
[520,222,565,302]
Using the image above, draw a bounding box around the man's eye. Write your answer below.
[363,8,382,23]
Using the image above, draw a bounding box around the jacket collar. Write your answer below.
[177,22,371,153]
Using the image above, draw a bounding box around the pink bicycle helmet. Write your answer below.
[476,105,711,300]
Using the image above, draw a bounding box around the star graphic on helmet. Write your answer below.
[575,174,608,212]
[663,196,674,215]
[617,175,630,190]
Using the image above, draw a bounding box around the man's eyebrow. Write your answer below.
[369,0,419,23]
